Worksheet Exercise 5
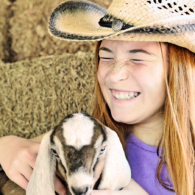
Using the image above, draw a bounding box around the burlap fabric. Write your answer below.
[0,52,96,139]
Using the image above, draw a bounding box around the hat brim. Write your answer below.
[48,0,195,52]
[49,0,113,40]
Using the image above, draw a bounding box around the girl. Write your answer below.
[1,0,195,194]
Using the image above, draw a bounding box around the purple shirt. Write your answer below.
[126,133,175,195]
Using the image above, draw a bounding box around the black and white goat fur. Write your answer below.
[26,112,131,195]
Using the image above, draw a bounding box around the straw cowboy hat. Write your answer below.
[48,0,195,53]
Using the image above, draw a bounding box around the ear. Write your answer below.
[98,126,131,190]
[26,131,56,195]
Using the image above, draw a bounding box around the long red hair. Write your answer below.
[92,41,195,195]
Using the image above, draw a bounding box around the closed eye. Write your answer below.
[100,57,114,60]
[131,59,143,61]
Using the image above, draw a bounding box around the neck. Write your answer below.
[130,114,164,147]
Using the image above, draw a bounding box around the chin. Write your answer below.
[110,110,138,124]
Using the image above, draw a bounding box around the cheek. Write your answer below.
[97,65,107,86]
[93,155,105,186]
[143,66,166,105]
[57,163,67,181]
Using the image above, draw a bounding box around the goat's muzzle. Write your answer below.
[71,186,89,195]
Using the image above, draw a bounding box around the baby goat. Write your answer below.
[27,112,131,195]
[0,112,131,195]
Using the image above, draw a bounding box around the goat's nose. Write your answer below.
[71,186,89,195]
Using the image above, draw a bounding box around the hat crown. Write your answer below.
[102,0,195,26]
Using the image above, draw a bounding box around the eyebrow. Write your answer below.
[98,47,113,53]
[129,49,155,56]
[98,47,156,56]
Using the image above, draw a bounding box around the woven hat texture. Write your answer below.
[49,0,195,53]
[0,53,95,139]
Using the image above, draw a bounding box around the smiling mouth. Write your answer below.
[111,90,141,100]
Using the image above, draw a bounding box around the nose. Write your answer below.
[71,186,89,195]
[108,63,129,82]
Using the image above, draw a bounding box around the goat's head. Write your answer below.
[26,112,131,195]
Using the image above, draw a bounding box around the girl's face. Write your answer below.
[97,40,168,124]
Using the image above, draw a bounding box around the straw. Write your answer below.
[0,52,96,139]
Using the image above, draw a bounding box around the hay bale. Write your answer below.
[0,0,12,62]
[0,52,96,139]
[9,0,112,62]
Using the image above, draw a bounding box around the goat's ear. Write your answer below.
[26,131,56,195]
[98,126,131,190]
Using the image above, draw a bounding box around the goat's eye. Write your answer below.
[51,148,60,159]
[51,148,57,154]
[99,147,106,155]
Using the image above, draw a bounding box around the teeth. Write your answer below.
[112,92,139,100]
[124,94,129,99]
[121,94,125,98]
[130,92,134,98]
[115,94,120,99]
